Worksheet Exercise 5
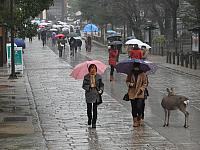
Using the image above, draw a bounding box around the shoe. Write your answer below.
[110,75,114,82]
[140,119,144,126]
[92,124,96,128]
[88,119,91,125]
[137,116,142,126]
[133,117,139,127]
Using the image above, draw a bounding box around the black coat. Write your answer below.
[82,74,104,103]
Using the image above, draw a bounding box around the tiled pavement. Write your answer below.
[0,38,199,149]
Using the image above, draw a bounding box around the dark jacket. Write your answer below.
[82,74,104,103]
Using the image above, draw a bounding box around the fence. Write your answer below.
[166,51,200,70]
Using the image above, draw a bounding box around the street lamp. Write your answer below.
[144,21,157,46]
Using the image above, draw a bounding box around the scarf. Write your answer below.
[90,73,96,87]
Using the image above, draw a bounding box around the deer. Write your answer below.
[161,88,189,128]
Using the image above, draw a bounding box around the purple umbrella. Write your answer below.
[143,60,158,75]
[116,59,157,75]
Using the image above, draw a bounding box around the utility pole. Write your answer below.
[9,0,17,79]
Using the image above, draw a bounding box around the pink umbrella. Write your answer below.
[70,60,107,80]
[39,25,45,28]
[55,34,65,38]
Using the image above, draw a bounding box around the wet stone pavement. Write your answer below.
[22,39,182,150]
[0,62,47,149]
[75,39,200,150]
[64,39,200,150]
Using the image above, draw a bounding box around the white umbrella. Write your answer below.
[39,22,49,26]
[49,28,58,32]
[125,39,143,45]
[62,27,69,31]
[139,43,151,49]
[74,36,82,40]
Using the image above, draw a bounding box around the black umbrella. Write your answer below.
[107,34,122,40]
[108,41,123,46]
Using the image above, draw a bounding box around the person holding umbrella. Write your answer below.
[108,44,118,81]
[57,36,65,57]
[82,64,104,128]
[126,62,148,127]
[129,44,143,59]
[41,29,47,47]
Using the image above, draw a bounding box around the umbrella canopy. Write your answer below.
[55,34,65,38]
[107,30,117,34]
[83,24,99,32]
[62,27,69,32]
[39,22,49,26]
[108,41,123,46]
[143,60,158,75]
[14,38,26,49]
[70,60,107,80]
[74,36,82,40]
[116,59,157,75]
[138,43,151,49]
[49,28,58,32]
[107,33,122,40]
[39,25,45,28]
[126,36,135,41]
[125,39,143,45]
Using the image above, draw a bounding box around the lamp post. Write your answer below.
[144,21,157,46]
[9,0,17,79]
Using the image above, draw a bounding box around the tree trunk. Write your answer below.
[127,21,132,37]
[164,8,173,43]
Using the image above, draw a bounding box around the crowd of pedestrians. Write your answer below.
[37,26,151,128]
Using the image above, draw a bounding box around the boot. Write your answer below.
[133,117,139,127]
[110,75,114,82]
[92,119,96,128]
[137,116,142,126]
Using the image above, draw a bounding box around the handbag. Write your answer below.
[123,93,129,101]
[144,88,149,99]
[97,94,102,105]
[96,79,104,105]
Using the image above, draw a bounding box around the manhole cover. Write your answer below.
[3,117,27,122]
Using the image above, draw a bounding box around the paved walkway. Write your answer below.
[0,38,199,149]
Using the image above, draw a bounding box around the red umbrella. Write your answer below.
[70,60,107,80]
[55,34,65,38]
[39,25,45,28]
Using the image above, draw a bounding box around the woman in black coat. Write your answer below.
[82,64,104,128]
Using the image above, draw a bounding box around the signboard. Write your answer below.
[14,47,23,73]
[191,32,199,52]
[6,43,17,66]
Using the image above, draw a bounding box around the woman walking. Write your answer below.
[126,62,148,127]
[108,45,118,81]
[129,44,143,59]
[82,64,104,128]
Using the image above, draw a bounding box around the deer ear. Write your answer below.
[166,88,170,92]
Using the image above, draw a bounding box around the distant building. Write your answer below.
[47,0,68,21]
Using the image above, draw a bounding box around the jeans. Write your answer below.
[87,103,97,124]
[130,98,144,118]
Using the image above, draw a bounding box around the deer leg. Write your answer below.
[166,110,170,126]
[179,105,189,128]
[184,111,189,128]
[163,109,167,127]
